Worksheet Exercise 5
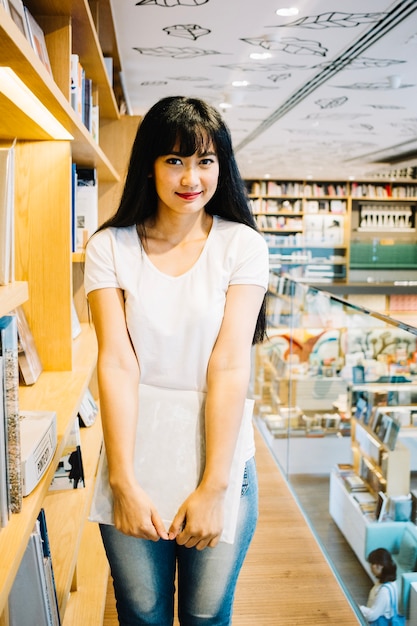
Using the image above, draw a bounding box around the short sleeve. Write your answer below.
[229,228,269,290]
[84,229,120,296]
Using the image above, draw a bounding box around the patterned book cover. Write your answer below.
[15,305,43,385]
[0,355,9,527]
[0,315,21,513]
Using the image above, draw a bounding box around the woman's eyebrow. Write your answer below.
[168,149,217,157]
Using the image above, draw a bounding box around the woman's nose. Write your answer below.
[181,166,199,187]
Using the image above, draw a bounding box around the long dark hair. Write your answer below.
[367,548,397,583]
[99,96,267,343]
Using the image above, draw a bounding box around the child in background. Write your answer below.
[360,548,402,624]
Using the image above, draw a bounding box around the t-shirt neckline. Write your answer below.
[137,215,217,279]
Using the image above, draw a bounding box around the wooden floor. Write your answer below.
[103,426,360,625]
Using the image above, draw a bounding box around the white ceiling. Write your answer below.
[109,0,417,181]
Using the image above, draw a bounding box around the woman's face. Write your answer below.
[153,141,220,216]
[370,562,384,579]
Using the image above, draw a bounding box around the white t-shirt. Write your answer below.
[85,216,269,540]
[84,215,269,393]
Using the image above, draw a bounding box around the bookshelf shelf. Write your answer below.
[0,282,28,318]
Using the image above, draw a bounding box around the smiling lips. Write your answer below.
[176,192,202,200]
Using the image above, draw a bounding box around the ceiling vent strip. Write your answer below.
[235,0,417,152]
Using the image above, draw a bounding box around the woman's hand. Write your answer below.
[168,484,226,550]
[112,481,169,541]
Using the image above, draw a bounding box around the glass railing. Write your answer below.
[254,273,417,622]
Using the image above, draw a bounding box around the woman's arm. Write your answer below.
[89,287,168,540]
[169,283,265,549]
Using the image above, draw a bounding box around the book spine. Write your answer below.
[1,315,21,513]
[0,146,15,285]
[0,356,8,526]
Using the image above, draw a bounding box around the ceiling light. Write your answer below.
[232,80,250,87]
[250,52,272,60]
[0,67,73,140]
[388,75,402,89]
[276,7,299,17]
[219,101,232,110]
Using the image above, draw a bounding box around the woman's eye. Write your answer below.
[166,157,182,165]
[200,158,215,166]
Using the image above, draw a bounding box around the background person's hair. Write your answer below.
[367,548,397,583]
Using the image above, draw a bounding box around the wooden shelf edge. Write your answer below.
[0,282,28,317]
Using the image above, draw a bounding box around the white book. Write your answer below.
[0,145,15,285]
[9,522,53,626]
[78,388,98,427]
[70,53,80,114]
[90,385,254,544]
[20,410,57,496]
[75,168,97,250]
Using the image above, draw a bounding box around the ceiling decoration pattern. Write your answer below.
[111,0,417,180]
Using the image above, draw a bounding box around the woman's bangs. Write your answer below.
[174,125,215,156]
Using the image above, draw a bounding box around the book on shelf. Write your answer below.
[344,474,367,492]
[37,508,61,625]
[7,0,30,40]
[104,56,113,83]
[15,305,43,385]
[20,410,57,496]
[0,314,21,513]
[0,355,9,527]
[71,163,77,252]
[78,388,98,427]
[70,53,83,118]
[70,54,94,132]
[82,76,93,132]
[49,417,85,491]
[0,0,10,15]
[91,104,99,143]
[9,509,61,626]
[23,6,53,76]
[0,143,15,285]
[75,167,98,250]
[71,299,82,339]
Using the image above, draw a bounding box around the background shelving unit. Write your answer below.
[246,179,417,285]
[0,1,138,624]
[246,179,350,284]
[349,183,417,282]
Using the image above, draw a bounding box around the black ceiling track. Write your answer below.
[235,0,417,153]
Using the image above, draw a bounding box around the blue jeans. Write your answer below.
[100,457,258,626]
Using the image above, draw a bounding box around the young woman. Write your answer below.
[360,548,401,624]
[84,96,269,625]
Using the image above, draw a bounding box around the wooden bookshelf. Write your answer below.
[0,1,129,624]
